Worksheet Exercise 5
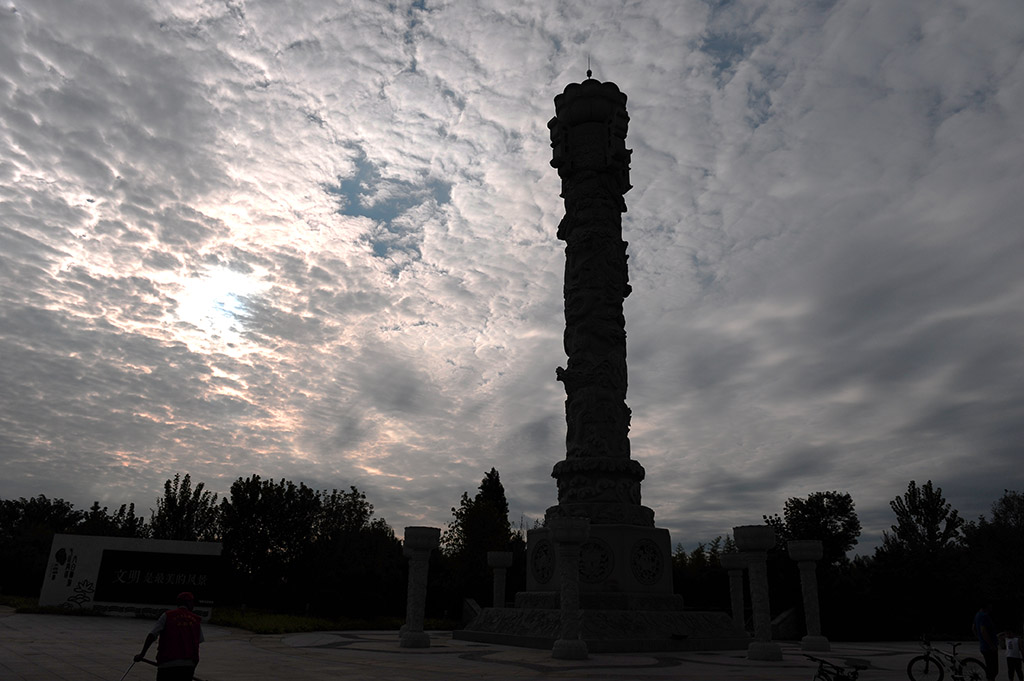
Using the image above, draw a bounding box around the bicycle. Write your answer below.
[906,638,988,681]
[806,654,870,681]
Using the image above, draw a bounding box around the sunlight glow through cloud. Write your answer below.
[175,267,271,352]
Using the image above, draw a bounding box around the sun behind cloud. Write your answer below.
[173,266,271,354]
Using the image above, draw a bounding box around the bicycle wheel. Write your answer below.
[908,655,945,681]
[959,657,987,681]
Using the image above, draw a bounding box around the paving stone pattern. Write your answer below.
[0,607,933,680]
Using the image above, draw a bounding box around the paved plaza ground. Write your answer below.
[0,606,940,680]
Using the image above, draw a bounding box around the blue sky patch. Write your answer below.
[323,146,452,268]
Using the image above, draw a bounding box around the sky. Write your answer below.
[1,0,1022,554]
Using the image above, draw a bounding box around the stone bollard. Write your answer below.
[400,526,440,648]
[788,539,830,652]
[487,551,514,608]
[549,516,590,660]
[733,525,783,661]
[720,552,747,632]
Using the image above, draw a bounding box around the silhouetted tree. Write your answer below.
[963,490,1024,629]
[308,514,404,619]
[825,554,876,641]
[302,485,403,618]
[672,536,734,610]
[441,468,513,558]
[873,480,966,638]
[439,468,521,613]
[76,501,147,538]
[878,480,964,558]
[761,491,862,638]
[975,488,1024,531]
[149,474,220,542]
[219,475,319,605]
[763,490,861,567]
[0,495,84,596]
[219,476,403,616]
[317,486,374,540]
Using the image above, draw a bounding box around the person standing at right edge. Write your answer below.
[1006,629,1022,681]
[973,603,998,681]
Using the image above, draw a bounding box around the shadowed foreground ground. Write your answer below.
[0,607,939,680]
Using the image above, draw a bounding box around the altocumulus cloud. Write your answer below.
[0,0,1022,551]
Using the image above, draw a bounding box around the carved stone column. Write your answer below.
[787,539,830,652]
[545,76,652,529]
[550,516,590,660]
[734,525,782,661]
[454,76,756,649]
[720,552,747,632]
[400,526,440,648]
[487,551,513,608]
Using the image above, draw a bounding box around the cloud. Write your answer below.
[1,0,1022,555]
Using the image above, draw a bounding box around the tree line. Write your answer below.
[3,472,1018,639]
[673,482,1024,640]
[0,469,523,622]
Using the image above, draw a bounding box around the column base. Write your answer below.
[801,635,831,652]
[399,631,431,648]
[552,638,589,660]
[747,640,783,661]
[456,606,749,652]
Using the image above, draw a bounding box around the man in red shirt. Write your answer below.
[135,591,204,680]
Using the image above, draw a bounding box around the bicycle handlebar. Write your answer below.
[806,654,844,671]
[805,654,870,672]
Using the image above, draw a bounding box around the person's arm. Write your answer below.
[134,633,157,662]
[135,613,166,662]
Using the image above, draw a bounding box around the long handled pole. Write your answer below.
[137,658,210,681]
[117,661,136,681]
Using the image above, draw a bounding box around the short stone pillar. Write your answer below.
[400,526,440,648]
[720,552,747,632]
[487,551,513,608]
[549,516,590,660]
[788,539,830,652]
[733,525,783,661]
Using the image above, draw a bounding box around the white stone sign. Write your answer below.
[38,534,222,620]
